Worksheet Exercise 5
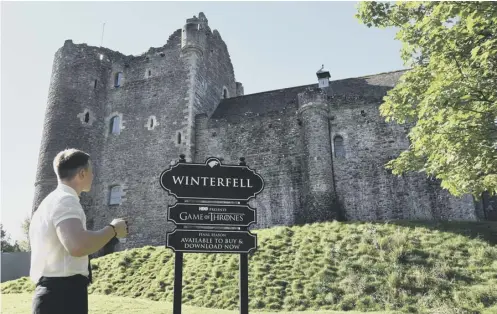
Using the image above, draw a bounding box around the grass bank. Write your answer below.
[1,293,395,314]
[2,221,497,313]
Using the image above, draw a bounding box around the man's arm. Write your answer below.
[56,219,115,257]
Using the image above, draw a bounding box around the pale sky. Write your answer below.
[1,1,404,242]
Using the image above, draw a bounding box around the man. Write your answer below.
[29,149,128,314]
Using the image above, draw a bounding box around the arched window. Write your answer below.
[109,186,122,205]
[334,136,345,159]
[177,132,182,144]
[222,87,229,99]
[110,116,121,134]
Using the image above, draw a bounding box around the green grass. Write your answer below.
[2,221,497,314]
[1,293,394,314]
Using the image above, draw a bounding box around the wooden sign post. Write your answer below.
[160,155,264,314]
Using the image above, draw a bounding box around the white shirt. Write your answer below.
[29,183,89,283]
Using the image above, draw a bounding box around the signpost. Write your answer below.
[167,229,257,254]
[160,157,264,201]
[160,155,264,314]
[167,202,256,227]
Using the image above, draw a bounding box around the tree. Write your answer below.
[356,2,497,198]
[1,224,20,252]
[18,216,31,252]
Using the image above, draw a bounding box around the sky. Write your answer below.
[1,1,404,242]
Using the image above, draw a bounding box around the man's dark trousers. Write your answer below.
[32,275,89,314]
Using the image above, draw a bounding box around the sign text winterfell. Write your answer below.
[172,176,254,188]
[160,157,264,201]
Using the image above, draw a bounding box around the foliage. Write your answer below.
[3,221,497,313]
[17,216,31,252]
[356,1,497,198]
[1,224,21,252]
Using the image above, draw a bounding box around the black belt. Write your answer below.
[37,274,90,287]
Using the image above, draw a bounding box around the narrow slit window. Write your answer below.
[109,186,122,205]
[148,70,151,77]
[223,88,228,99]
[334,136,345,159]
[114,72,123,88]
[111,116,121,134]
[177,132,182,144]
[150,119,154,128]
[94,80,98,89]
[84,112,90,123]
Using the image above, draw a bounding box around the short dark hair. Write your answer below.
[53,149,91,180]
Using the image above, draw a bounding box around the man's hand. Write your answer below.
[110,218,128,238]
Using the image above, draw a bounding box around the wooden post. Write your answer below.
[239,252,249,314]
[173,251,183,314]
[239,157,249,314]
[173,154,187,314]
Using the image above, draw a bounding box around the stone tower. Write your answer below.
[32,12,243,249]
[297,86,338,222]
[33,39,108,214]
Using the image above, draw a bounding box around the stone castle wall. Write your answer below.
[197,72,478,229]
[327,76,476,221]
[195,89,306,228]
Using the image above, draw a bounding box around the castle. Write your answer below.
[33,13,489,252]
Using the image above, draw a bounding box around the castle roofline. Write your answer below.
[58,28,184,60]
[211,69,409,119]
[233,68,410,99]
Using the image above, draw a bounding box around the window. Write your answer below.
[145,116,158,130]
[109,186,122,205]
[334,136,345,158]
[94,79,98,89]
[148,70,152,77]
[114,72,123,88]
[110,116,121,134]
[177,132,182,144]
[78,109,93,125]
[223,88,228,99]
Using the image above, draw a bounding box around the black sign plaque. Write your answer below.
[166,229,257,254]
[168,203,257,227]
[160,157,264,201]
[162,156,263,314]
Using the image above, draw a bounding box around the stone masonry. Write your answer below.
[33,13,485,253]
